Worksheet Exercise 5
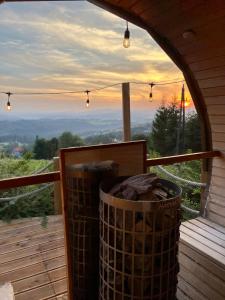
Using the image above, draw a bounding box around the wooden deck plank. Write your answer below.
[0,214,61,225]
[15,282,56,300]
[176,287,191,300]
[180,224,225,257]
[0,215,67,300]
[0,256,65,283]
[0,230,64,255]
[180,231,225,267]
[13,266,66,294]
[0,216,63,241]
[180,263,225,300]
[0,228,63,251]
[190,218,225,241]
[183,220,225,247]
[52,278,67,295]
[177,275,206,300]
[0,236,64,263]
[47,293,67,300]
[15,278,67,300]
[192,217,225,234]
[0,246,65,275]
[179,252,225,298]
[179,241,225,281]
[0,215,63,234]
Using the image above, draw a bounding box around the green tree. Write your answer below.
[151,103,180,156]
[33,137,58,159]
[58,132,84,148]
[185,113,201,152]
[33,137,49,159]
[47,137,58,158]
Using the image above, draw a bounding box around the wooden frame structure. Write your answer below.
[59,141,147,299]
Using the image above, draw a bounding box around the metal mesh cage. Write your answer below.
[99,177,181,300]
[65,162,118,300]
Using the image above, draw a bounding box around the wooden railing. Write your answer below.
[146,151,220,167]
[0,150,220,190]
[0,171,60,190]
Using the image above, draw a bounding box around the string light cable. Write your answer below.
[0,78,184,97]
[0,78,185,109]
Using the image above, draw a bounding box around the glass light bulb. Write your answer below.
[123,28,130,48]
[123,37,130,48]
[86,99,90,108]
[7,101,11,111]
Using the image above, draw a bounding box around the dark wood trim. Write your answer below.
[60,140,146,154]
[146,151,220,167]
[0,171,60,190]
[143,141,147,173]
[59,149,74,300]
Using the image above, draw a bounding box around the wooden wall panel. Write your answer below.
[60,141,146,176]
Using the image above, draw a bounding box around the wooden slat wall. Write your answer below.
[98,0,225,226]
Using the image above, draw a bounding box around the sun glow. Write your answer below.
[184,99,192,108]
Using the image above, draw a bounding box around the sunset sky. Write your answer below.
[0,1,190,118]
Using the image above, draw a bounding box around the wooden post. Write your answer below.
[200,159,210,216]
[122,82,131,141]
[53,157,62,214]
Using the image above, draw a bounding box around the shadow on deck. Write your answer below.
[0,215,67,300]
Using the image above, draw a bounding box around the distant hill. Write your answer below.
[0,118,152,143]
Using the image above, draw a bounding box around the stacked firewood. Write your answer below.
[101,174,180,299]
[109,173,173,201]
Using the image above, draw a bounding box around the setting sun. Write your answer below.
[184,99,192,107]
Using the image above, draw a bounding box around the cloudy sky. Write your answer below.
[0,1,188,118]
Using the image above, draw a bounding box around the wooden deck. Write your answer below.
[0,215,67,300]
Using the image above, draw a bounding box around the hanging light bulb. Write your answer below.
[149,83,154,101]
[6,92,12,111]
[85,90,90,108]
[123,21,130,48]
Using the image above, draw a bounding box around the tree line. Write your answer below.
[151,103,201,156]
[33,104,201,159]
[33,132,84,159]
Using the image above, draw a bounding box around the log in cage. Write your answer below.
[99,178,181,300]
[65,162,118,300]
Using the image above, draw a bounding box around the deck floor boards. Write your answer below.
[0,215,67,300]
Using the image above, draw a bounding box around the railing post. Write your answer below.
[53,157,62,215]
[200,161,209,215]
[122,82,131,141]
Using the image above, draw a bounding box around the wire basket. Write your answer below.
[99,177,181,300]
[65,161,118,300]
